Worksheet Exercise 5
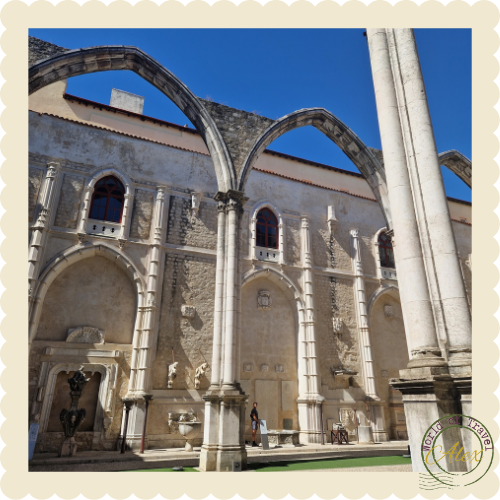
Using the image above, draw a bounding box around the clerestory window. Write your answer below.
[256,208,278,249]
[90,176,125,223]
[378,232,395,268]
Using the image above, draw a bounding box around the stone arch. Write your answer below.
[238,108,392,227]
[438,150,472,187]
[367,284,400,322]
[29,243,146,345]
[29,45,235,192]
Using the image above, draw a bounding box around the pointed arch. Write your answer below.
[438,150,472,187]
[367,284,400,322]
[29,243,146,345]
[238,108,392,228]
[29,45,235,192]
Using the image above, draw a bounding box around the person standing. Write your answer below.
[250,402,259,447]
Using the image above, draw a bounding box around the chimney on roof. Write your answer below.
[110,89,144,114]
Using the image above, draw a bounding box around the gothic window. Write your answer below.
[378,232,395,268]
[90,176,125,223]
[256,208,278,249]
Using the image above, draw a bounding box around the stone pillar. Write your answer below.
[350,230,377,399]
[367,28,470,471]
[200,191,247,472]
[350,229,388,442]
[296,217,324,444]
[366,29,444,367]
[126,186,168,449]
[28,162,61,343]
[28,162,60,297]
[390,28,471,369]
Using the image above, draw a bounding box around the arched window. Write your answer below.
[378,232,395,268]
[256,208,278,249]
[90,176,125,223]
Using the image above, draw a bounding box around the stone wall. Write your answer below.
[285,218,301,265]
[29,36,68,67]
[54,174,84,229]
[29,166,44,222]
[166,196,218,250]
[129,188,154,239]
[153,253,216,390]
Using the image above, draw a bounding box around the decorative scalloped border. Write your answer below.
[1,1,497,499]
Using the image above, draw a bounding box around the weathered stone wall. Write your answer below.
[29,36,68,67]
[314,274,359,388]
[36,256,137,344]
[29,166,44,222]
[165,197,218,250]
[199,99,274,179]
[285,218,301,265]
[54,174,84,229]
[129,188,154,239]
[153,253,216,390]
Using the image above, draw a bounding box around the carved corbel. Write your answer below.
[191,193,202,221]
[327,205,338,235]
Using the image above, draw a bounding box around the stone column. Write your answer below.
[366,29,444,367]
[28,162,61,321]
[350,230,377,399]
[125,186,168,450]
[390,28,471,369]
[200,191,247,472]
[367,28,468,472]
[296,217,324,444]
[351,229,388,442]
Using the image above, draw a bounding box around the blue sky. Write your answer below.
[30,28,471,202]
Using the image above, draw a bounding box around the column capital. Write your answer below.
[46,161,61,178]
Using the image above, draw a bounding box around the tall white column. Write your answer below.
[390,28,471,367]
[296,217,324,444]
[28,162,61,315]
[222,195,243,388]
[366,29,444,367]
[350,230,377,399]
[208,199,227,388]
[134,186,168,396]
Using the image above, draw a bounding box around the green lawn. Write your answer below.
[248,455,411,472]
[126,456,411,472]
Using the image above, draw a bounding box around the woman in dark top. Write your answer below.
[250,402,259,447]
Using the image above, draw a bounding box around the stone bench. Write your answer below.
[267,430,300,447]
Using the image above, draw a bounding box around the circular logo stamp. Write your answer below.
[421,414,494,488]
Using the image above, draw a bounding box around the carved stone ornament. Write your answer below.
[339,408,356,435]
[191,192,202,220]
[66,327,104,344]
[194,362,209,389]
[260,364,269,372]
[181,305,196,318]
[275,365,284,373]
[59,368,90,457]
[168,362,179,389]
[257,290,272,310]
[384,305,393,318]
[332,317,343,334]
[243,363,254,372]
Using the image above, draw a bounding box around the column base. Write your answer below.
[199,385,248,472]
[390,366,469,472]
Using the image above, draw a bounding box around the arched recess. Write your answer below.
[438,150,472,188]
[241,267,312,398]
[29,242,146,345]
[238,108,392,228]
[29,45,235,192]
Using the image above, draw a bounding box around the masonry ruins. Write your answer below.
[28,31,472,471]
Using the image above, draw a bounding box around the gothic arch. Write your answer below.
[238,108,392,228]
[29,243,146,345]
[29,45,235,192]
[367,285,400,326]
[438,150,472,187]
